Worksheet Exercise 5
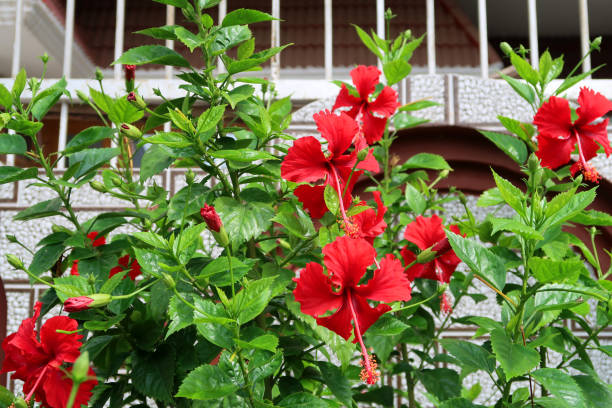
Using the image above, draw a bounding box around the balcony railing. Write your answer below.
[1,0,611,170]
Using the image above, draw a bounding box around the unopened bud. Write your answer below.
[124,65,136,90]
[590,36,602,51]
[439,169,450,179]
[120,123,142,140]
[90,180,107,193]
[76,90,90,103]
[356,149,368,162]
[71,351,90,384]
[6,254,24,270]
[64,294,112,312]
[201,204,222,233]
[13,398,28,408]
[162,273,176,289]
[95,68,104,81]
[457,191,468,205]
[499,42,513,57]
[6,234,17,243]
[40,53,49,64]
[110,174,122,187]
[127,92,146,110]
[416,247,437,264]
[186,169,195,185]
[212,228,230,248]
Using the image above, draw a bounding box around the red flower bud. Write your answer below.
[127,91,136,102]
[201,204,222,232]
[431,237,452,256]
[64,296,94,312]
[124,65,136,82]
[70,259,79,276]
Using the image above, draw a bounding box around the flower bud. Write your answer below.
[127,91,146,110]
[431,238,451,256]
[64,294,112,312]
[89,180,107,193]
[6,234,17,243]
[6,254,24,270]
[40,53,49,64]
[120,123,142,140]
[439,169,450,179]
[95,68,104,81]
[201,204,222,233]
[590,36,602,51]
[110,174,122,187]
[416,247,437,264]
[499,42,513,57]
[71,351,90,384]
[161,273,176,289]
[124,65,136,92]
[13,398,28,408]
[76,90,89,103]
[185,169,195,185]
[356,149,369,162]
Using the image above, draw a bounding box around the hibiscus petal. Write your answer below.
[40,316,82,364]
[533,96,573,140]
[332,84,362,117]
[579,119,611,157]
[351,65,380,100]
[436,253,462,283]
[349,293,391,341]
[535,133,575,169]
[281,136,329,183]
[368,86,400,117]
[316,302,353,340]
[40,368,73,408]
[403,215,446,250]
[293,262,343,317]
[578,130,603,161]
[402,247,437,281]
[354,254,412,302]
[362,113,388,144]
[575,87,612,127]
[356,148,380,173]
[314,110,358,158]
[352,191,387,244]
[323,236,375,288]
[294,184,327,218]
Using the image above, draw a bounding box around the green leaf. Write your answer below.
[393,112,428,130]
[543,188,597,229]
[529,257,585,284]
[439,339,495,373]
[135,25,179,40]
[12,68,26,100]
[383,60,412,85]
[0,133,27,154]
[366,314,409,336]
[531,368,586,408]
[197,257,251,287]
[316,362,353,407]
[215,197,274,245]
[500,72,535,105]
[153,0,190,8]
[400,153,451,171]
[64,126,115,154]
[554,64,605,96]
[132,345,175,402]
[193,298,235,349]
[6,119,43,137]
[209,149,276,162]
[446,231,506,291]
[211,25,252,54]
[197,104,226,134]
[31,78,67,120]
[573,375,612,408]
[140,145,174,181]
[399,99,441,112]
[113,45,190,67]
[146,132,193,148]
[570,210,612,226]
[177,223,208,254]
[491,170,525,216]
[68,148,120,179]
[223,85,254,109]
[278,393,328,408]
[417,368,461,401]
[323,184,339,216]
[235,334,278,352]
[489,218,544,240]
[14,198,62,221]
[353,25,382,59]
[0,84,12,108]
[222,8,275,27]
[237,38,255,59]
[29,243,65,277]
[227,45,290,74]
[510,52,539,85]
[175,26,202,52]
[271,207,315,239]
[133,231,168,250]
[176,364,239,400]
[490,329,540,379]
[439,398,486,408]
[232,277,277,325]
[479,130,528,164]
[404,183,426,215]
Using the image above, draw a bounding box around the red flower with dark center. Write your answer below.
[109,254,142,280]
[351,191,387,243]
[200,204,222,232]
[0,302,98,408]
[70,259,79,276]
[401,215,462,283]
[332,65,400,145]
[87,231,106,247]
[533,87,612,183]
[281,110,378,219]
[293,236,412,384]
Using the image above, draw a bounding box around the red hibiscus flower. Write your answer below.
[332,65,400,145]
[109,254,142,280]
[1,302,98,408]
[351,191,387,243]
[533,87,612,183]
[401,215,461,283]
[293,236,412,384]
[87,231,106,247]
[281,110,378,219]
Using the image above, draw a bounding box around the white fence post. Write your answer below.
[426,0,436,74]
[578,0,591,76]
[271,0,281,82]
[527,0,539,68]
[478,0,488,79]
[324,0,333,81]
[57,0,76,169]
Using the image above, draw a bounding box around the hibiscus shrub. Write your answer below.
[1,2,611,408]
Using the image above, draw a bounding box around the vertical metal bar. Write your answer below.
[376,0,384,70]
[271,0,280,81]
[57,0,76,170]
[218,0,227,73]
[114,0,126,80]
[426,0,436,74]
[527,0,539,68]
[578,0,591,75]
[478,0,488,78]
[7,0,24,166]
[164,5,175,133]
[324,0,333,80]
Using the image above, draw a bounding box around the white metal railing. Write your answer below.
[1,0,606,167]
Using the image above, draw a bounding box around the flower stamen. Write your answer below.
[346,290,380,384]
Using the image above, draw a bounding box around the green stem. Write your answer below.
[279,236,315,267]
[65,381,80,408]
[237,349,256,408]
[113,279,158,300]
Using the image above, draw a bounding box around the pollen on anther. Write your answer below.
[359,354,380,385]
